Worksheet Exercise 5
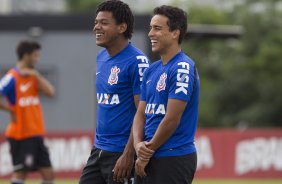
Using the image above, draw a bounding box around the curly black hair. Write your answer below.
[153,5,187,44]
[96,0,134,39]
[16,41,41,60]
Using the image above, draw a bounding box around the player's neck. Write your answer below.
[16,60,29,69]
[106,38,128,56]
[161,44,181,65]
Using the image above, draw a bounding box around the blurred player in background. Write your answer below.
[132,5,200,184]
[79,0,149,184]
[0,41,55,184]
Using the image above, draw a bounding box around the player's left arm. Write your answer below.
[124,54,150,156]
[35,71,55,97]
[113,122,136,182]
[113,95,139,182]
[118,94,139,159]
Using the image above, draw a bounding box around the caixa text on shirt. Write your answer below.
[18,96,40,107]
[145,103,166,115]
[97,93,120,105]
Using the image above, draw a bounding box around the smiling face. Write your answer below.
[93,11,125,48]
[148,14,179,54]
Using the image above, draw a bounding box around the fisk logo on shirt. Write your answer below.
[145,103,166,115]
[175,62,190,95]
[156,73,167,92]
[108,66,120,85]
[137,55,149,82]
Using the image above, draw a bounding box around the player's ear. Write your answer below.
[118,23,127,35]
[172,29,180,41]
[22,53,29,61]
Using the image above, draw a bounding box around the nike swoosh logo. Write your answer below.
[20,82,32,92]
[96,72,101,75]
[146,80,151,84]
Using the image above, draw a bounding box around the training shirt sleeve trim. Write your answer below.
[0,74,15,97]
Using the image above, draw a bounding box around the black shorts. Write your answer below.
[79,147,134,184]
[8,136,52,172]
[135,152,197,184]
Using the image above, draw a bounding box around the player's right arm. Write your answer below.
[133,101,154,177]
[133,101,154,159]
[0,74,12,112]
[0,74,16,121]
[0,94,11,112]
[132,100,146,152]
[132,64,154,160]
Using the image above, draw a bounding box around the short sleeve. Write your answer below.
[128,55,150,95]
[140,66,150,101]
[168,61,195,102]
[0,74,15,97]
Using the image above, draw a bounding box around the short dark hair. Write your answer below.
[16,41,41,60]
[96,0,134,39]
[153,5,187,44]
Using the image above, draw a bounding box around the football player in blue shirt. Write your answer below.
[133,5,200,184]
[79,1,149,184]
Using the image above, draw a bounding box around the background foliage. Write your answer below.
[185,1,282,127]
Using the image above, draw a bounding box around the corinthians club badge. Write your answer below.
[156,73,167,92]
[108,66,120,85]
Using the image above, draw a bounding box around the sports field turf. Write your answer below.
[1,179,282,184]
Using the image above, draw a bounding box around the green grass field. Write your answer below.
[1,179,282,184]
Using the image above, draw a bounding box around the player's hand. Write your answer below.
[112,152,134,182]
[135,157,149,177]
[135,141,154,161]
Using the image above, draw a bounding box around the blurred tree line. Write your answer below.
[186,0,282,128]
[66,0,282,128]
[66,0,102,12]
